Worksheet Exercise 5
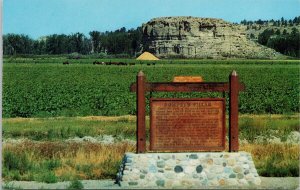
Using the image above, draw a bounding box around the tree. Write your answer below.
[89,31,101,53]
[240,19,247,25]
[258,29,274,45]
[72,33,84,53]
[292,16,300,24]
[3,34,35,55]
[129,27,142,55]
[46,34,69,54]
[280,17,285,25]
[259,27,300,58]
[256,19,264,25]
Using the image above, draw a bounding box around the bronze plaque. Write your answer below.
[150,98,225,152]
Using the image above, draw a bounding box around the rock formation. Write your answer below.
[142,17,283,59]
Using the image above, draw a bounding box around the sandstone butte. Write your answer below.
[141,16,285,59]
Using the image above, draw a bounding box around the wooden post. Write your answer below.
[136,71,146,153]
[229,70,239,152]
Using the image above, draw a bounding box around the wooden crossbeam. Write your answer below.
[130,82,245,92]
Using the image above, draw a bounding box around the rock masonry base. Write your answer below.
[116,151,261,188]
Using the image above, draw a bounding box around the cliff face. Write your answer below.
[142,17,282,59]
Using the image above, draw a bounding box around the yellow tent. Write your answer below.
[136,52,159,60]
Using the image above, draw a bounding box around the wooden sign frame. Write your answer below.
[130,70,245,153]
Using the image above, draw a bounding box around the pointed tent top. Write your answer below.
[136,52,159,60]
[138,70,144,76]
[231,70,238,76]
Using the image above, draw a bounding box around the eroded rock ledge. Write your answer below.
[142,16,282,59]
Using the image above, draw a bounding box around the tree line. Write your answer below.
[3,27,142,57]
[240,16,300,27]
[258,27,300,58]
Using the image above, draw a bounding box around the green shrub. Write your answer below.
[43,159,61,170]
[3,151,32,174]
[258,154,299,177]
[8,170,21,181]
[38,171,58,183]
[68,180,84,189]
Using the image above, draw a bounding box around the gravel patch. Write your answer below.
[3,131,299,146]
[239,131,300,145]
[3,135,136,145]
[3,177,299,189]
[65,135,135,145]
[286,131,300,144]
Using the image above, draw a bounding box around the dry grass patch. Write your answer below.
[241,143,299,176]
[3,141,135,182]
[3,141,299,183]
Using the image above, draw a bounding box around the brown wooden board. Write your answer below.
[150,98,226,152]
[130,82,245,92]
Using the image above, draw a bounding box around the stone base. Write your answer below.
[116,152,261,188]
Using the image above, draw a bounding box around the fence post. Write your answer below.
[136,71,146,153]
[229,70,239,152]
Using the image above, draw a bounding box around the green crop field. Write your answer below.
[3,58,300,118]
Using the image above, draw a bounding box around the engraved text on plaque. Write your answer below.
[150,98,225,152]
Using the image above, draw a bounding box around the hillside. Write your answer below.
[242,17,300,57]
[245,24,300,40]
[242,17,300,40]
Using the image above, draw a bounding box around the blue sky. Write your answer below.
[3,0,300,39]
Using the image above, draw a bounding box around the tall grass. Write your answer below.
[2,115,299,182]
[241,143,299,177]
[3,116,137,140]
[3,141,299,183]
[239,114,299,142]
[2,142,135,182]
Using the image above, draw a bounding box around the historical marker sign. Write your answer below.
[150,98,225,152]
[130,70,244,153]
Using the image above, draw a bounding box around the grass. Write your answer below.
[241,143,299,177]
[3,142,135,182]
[4,57,300,65]
[3,116,137,141]
[2,141,299,182]
[3,114,299,142]
[68,180,84,189]
[239,114,299,143]
[2,114,299,182]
